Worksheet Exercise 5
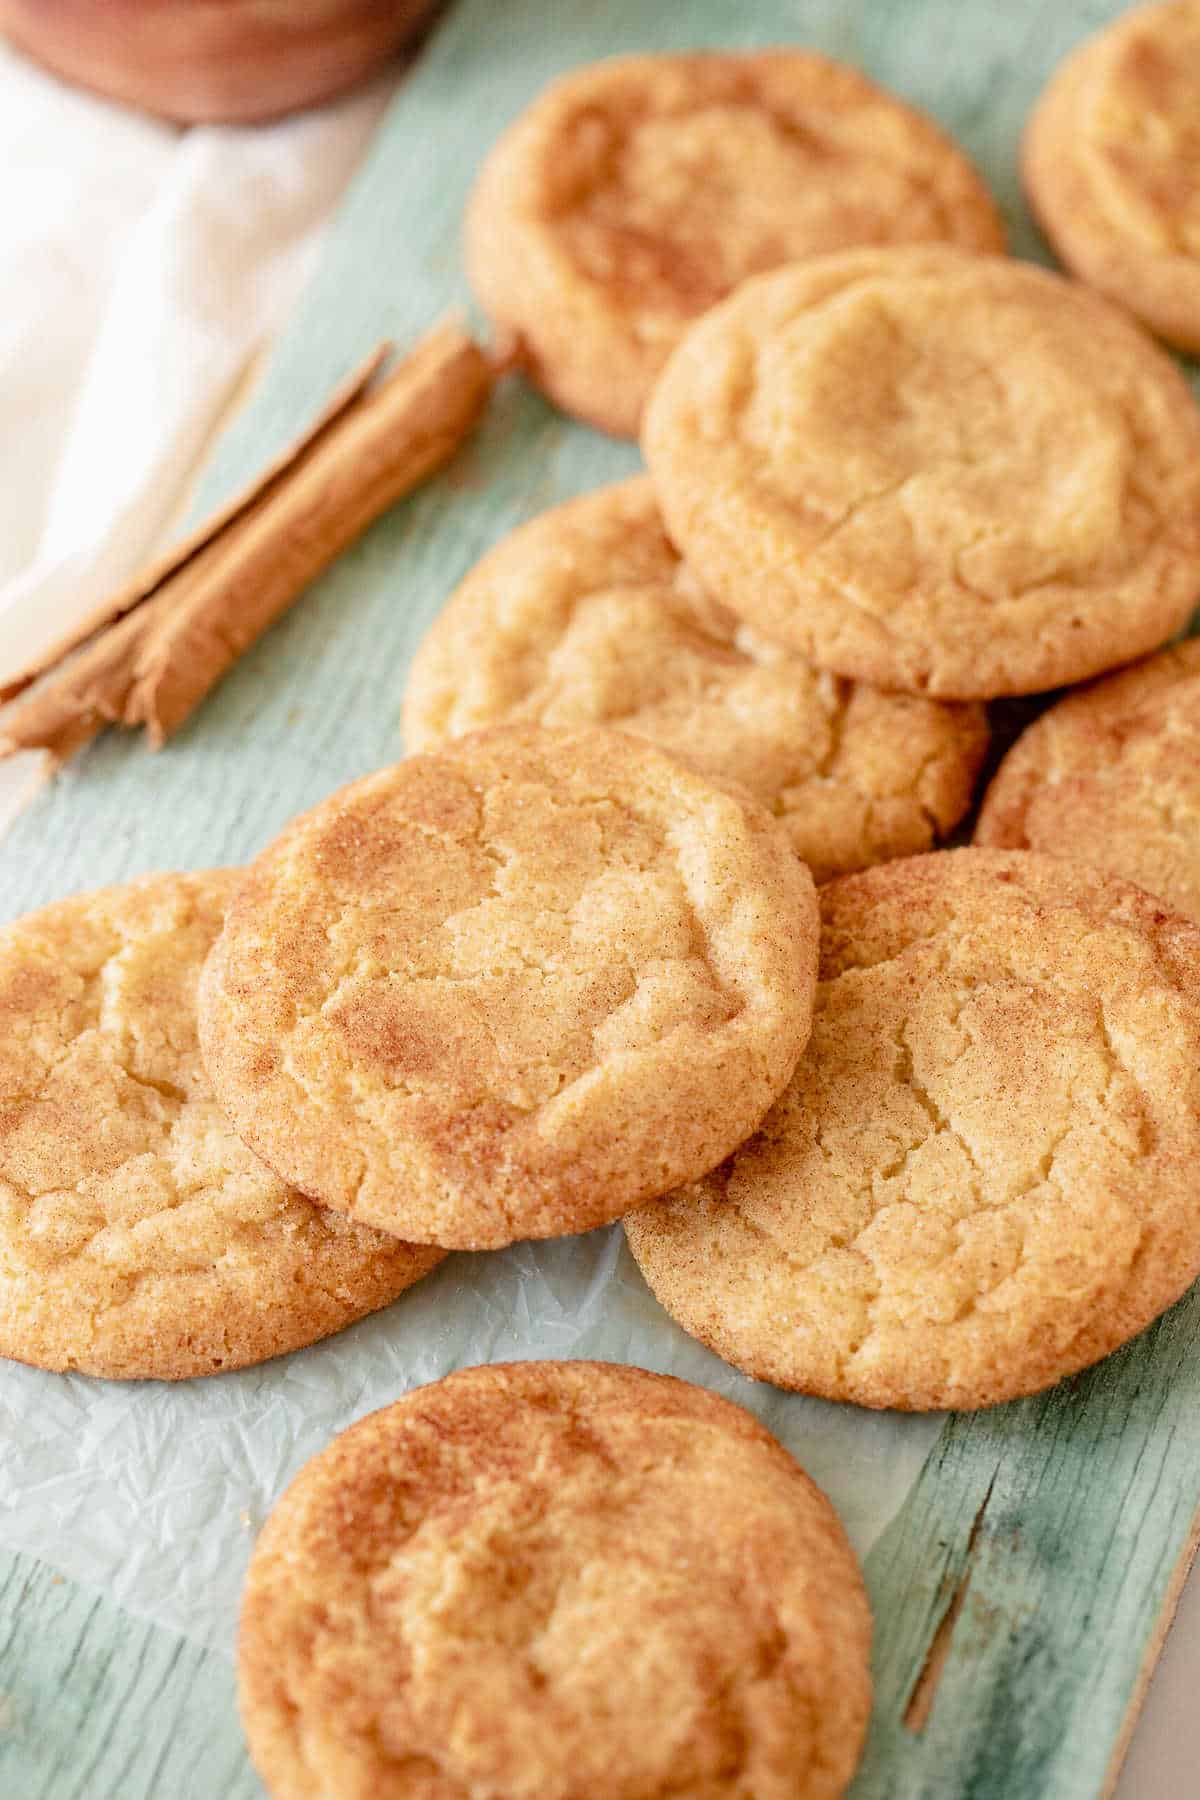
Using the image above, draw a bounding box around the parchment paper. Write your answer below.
[0,1228,939,1649]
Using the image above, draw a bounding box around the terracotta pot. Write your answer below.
[0,0,441,124]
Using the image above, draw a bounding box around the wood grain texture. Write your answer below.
[859,1298,1200,1796]
[0,1549,256,1799]
[2,1,1198,1796]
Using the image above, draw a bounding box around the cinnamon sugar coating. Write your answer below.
[1024,0,1200,353]
[643,249,1200,698]
[627,849,1200,1410]
[199,728,818,1249]
[238,1362,872,1799]
[467,50,1004,435]
[0,872,442,1380]
[404,479,988,882]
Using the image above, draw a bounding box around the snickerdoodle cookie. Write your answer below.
[643,248,1200,699]
[626,849,1200,1411]
[0,873,443,1381]
[466,50,1005,436]
[1024,1,1200,354]
[404,479,989,882]
[199,727,817,1250]
[238,1361,873,1800]
[977,637,1200,921]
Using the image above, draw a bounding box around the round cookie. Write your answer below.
[1024,1,1200,355]
[466,50,1005,436]
[626,848,1200,1412]
[238,1360,873,1800]
[404,479,989,882]
[199,727,818,1250]
[643,247,1200,699]
[0,873,443,1381]
[976,637,1200,922]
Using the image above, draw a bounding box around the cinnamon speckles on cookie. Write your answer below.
[466,50,1004,435]
[626,849,1200,1411]
[238,1361,872,1800]
[404,478,989,882]
[199,727,818,1250]
[0,872,443,1380]
[976,638,1200,922]
[1024,0,1200,353]
[643,248,1200,698]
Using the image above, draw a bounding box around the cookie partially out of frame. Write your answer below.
[626,849,1200,1411]
[404,478,989,883]
[1024,0,1200,354]
[0,872,443,1381]
[643,247,1200,699]
[976,637,1200,923]
[238,1361,873,1800]
[199,726,818,1250]
[466,49,1005,436]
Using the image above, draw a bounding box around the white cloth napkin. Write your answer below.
[0,40,390,833]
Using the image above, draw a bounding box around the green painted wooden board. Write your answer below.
[3,0,1199,1794]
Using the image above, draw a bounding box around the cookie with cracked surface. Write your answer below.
[0,872,444,1381]
[404,478,989,883]
[238,1359,872,1800]
[199,727,817,1250]
[1024,0,1200,355]
[643,247,1200,699]
[465,49,1005,437]
[625,848,1200,1411]
[976,638,1200,922]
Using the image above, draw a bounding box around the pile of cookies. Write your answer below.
[6,11,1200,1796]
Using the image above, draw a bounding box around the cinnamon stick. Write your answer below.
[0,320,493,762]
[0,343,389,706]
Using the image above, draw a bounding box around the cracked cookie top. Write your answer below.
[198,728,818,1249]
[0,872,443,1381]
[976,637,1200,923]
[238,1360,872,1800]
[642,247,1200,698]
[1024,0,1200,354]
[625,848,1200,1411]
[465,50,1004,436]
[404,478,989,883]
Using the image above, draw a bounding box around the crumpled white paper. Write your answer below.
[0,1225,939,1649]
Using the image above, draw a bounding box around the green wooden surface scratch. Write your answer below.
[859,1298,1200,1796]
[2,0,1198,1795]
